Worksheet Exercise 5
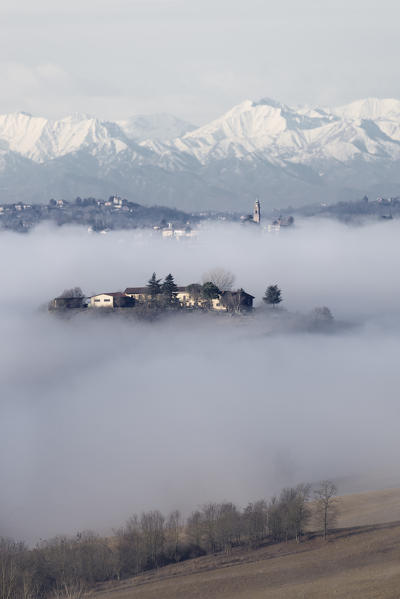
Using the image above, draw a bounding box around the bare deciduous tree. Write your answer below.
[116,515,145,578]
[200,503,219,553]
[279,484,311,543]
[165,510,182,562]
[242,500,268,548]
[140,511,165,569]
[186,511,203,547]
[0,538,23,599]
[59,287,84,298]
[202,268,235,291]
[215,503,241,553]
[52,580,86,599]
[314,480,338,540]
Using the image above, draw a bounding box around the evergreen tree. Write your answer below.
[146,272,162,297]
[201,282,220,299]
[263,284,282,308]
[161,273,178,304]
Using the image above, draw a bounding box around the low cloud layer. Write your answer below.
[1,219,400,542]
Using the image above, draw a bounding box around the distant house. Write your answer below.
[161,224,197,240]
[219,289,254,312]
[125,285,206,307]
[267,216,294,232]
[175,286,200,307]
[124,287,151,302]
[90,292,135,308]
[125,285,254,312]
[51,283,254,313]
[50,296,86,310]
[111,196,127,209]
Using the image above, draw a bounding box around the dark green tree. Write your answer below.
[146,273,162,298]
[201,282,220,299]
[263,284,282,308]
[161,273,178,304]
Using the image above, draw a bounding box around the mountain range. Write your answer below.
[1,97,400,211]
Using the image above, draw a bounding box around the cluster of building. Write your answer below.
[267,215,295,233]
[240,200,295,232]
[51,285,254,313]
[0,195,195,233]
[153,223,198,240]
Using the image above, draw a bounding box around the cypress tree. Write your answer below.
[161,273,178,304]
[146,272,162,297]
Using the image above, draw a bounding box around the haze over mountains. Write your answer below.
[1,97,400,210]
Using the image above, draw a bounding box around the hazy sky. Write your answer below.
[0,0,399,123]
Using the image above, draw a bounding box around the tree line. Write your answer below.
[0,481,338,599]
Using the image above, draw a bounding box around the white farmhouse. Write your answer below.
[90,292,127,308]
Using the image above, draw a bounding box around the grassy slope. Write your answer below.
[94,489,400,599]
[336,488,400,527]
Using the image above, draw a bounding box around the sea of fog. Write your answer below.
[1,219,400,543]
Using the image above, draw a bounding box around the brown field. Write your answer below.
[93,489,400,599]
[337,487,400,527]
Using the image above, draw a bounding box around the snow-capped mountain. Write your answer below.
[1,98,400,210]
[156,97,400,165]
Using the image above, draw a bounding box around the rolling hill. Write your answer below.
[93,488,400,599]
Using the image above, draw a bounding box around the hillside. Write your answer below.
[336,488,400,528]
[93,488,400,599]
[94,523,400,599]
[1,98,400,209]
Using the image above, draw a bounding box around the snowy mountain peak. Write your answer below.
[0,111,195,162]
[158,96,400,166]
[181,99,287,146]
[0,97,400,210]
[333,97,400,121]
[0,112,124,162]
[253,97,286,109]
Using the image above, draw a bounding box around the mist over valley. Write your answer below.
[3,3,400,595]
[1,220,399,543]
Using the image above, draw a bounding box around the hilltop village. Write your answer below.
[0,194,298,235]
[49,275,255,315]
[1,192,398,235]
[0,196,195,233]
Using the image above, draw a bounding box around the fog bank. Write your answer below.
[1,219,400,542]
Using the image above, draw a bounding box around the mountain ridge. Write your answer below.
[0,98,400,210]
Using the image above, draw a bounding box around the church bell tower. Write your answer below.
[253,199,261,224]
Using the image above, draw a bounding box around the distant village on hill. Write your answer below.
[0,195,295,236]
[1,192,398,235]
[49,273,256,316]
[48,274,337,331]
[0,196,195,234]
